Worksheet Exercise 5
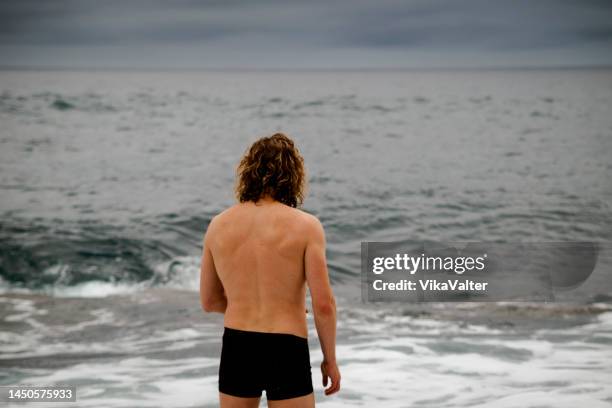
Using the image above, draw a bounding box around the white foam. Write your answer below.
[4,355,219,408]
[0,256,201,298]
[311,312,612,408]
[46,281,144,298]
[4,312,612,408]
[152,255,201,291]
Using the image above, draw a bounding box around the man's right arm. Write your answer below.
[304,215,340,396]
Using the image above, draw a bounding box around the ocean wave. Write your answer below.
[0,90,228,116]
[0,215,209,297]
[0,255,201,298]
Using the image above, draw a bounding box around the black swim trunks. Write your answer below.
[218,327,314,400]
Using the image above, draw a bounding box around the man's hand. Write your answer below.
[321,360,341,395]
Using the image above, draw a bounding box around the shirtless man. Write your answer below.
[200,133,340,408]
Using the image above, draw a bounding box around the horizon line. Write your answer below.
[1,63,612,73]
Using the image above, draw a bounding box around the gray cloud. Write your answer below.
[0,0,611,68]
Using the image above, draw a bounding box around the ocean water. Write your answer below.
[1,69,612,407]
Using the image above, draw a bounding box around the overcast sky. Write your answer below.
[1,0,611,69]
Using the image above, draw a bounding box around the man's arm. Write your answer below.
[200,219,227,313]
[304,215,340,396]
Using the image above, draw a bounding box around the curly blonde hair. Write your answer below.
[235,133,306,208]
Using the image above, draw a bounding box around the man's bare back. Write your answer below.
[205,197,315,337]
[200,133,340,405]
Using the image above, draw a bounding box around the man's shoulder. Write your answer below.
[207,204,241,228]
[292,208,324,233]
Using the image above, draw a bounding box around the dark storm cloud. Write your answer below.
[339,0,612,50]
[0,0,611,68]
[0,0,321,45]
